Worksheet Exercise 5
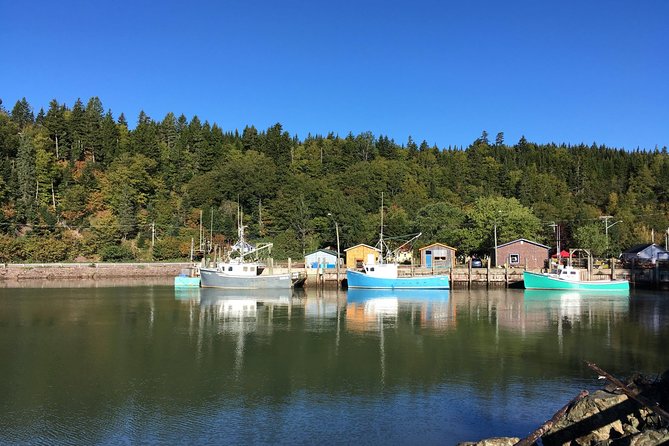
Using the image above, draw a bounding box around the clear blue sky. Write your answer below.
[2,0,668,150]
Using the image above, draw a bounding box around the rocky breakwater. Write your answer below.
[459,369,669,446]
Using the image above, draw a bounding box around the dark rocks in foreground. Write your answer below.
[459,371,669,446]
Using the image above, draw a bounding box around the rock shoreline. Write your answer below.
[460,371,669,446]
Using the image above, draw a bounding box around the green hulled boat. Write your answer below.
[523,266,629,291]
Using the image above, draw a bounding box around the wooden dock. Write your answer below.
[274,262,667,290]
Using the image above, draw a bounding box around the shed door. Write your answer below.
[425,250,432,268]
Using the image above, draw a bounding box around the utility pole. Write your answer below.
[493,223,498,267]
[549,222,560,266]
[328,213,341,288]
[151,222,155,248]
[493,210,502,267]
[599,216,622,256]
[199,210,203,252]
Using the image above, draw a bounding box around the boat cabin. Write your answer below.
[553,265,583,282]
[216,261,265,276]
[362,262,398,278]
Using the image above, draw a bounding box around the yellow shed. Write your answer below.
[344,244,380,269]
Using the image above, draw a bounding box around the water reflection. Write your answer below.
[345,289,451,333]
[1,285,668,445]
[522,289,629,325]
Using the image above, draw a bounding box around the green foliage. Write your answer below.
[100,244,135,262]
[573,223,608,257]
[1,97,669,261]
[21,236,70,262]
[0,235,23,263]
[152,237,185,261]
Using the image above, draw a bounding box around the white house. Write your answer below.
[304,249,340,269]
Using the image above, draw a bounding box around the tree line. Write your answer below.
[0,96,667,263]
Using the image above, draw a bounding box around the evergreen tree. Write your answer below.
[44,99,67,160]
[16,132,37,222]
[11,98,34,129]
[68,98,86,161]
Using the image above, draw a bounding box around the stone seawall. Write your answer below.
[0,263,193,281]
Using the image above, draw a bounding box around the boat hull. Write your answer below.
[523,271,629,291]
[346,270,450,289]
[200,268,304,289]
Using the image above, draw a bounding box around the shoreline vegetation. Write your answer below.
[2,98,669,267]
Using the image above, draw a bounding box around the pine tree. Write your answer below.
[16,132,37,222]
[11,98,34,129]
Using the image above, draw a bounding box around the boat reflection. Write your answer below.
[174,288,306,334]
[522,289,630,300]
[174,287,202,302]
[521,289,629,341]
[523,289,630,320]
[345,288,452,332]
[198,288,296,307]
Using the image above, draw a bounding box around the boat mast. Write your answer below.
[379,192,384,264]
[238,206,245,263]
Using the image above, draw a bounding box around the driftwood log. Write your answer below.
[514,390,589,446]
[586,361,669,424]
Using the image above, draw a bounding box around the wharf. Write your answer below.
[3,261,666,290]
[300,265,665,289]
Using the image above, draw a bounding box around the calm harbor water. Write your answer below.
[1,281,668,445]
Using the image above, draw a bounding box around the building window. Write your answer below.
[509,254,520,265]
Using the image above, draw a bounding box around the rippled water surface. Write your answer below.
[1,282,668,445]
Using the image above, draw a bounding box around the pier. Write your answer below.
[289,262,669,290]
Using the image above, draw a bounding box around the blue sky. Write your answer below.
[2,0,668,150]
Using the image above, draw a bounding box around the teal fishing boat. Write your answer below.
[523,266,629,291]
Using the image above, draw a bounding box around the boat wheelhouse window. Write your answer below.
[243,266,249,272]
[509,254,520,265]
[228,266,233,271]
[369,267,375,271]
[570,271,577,275]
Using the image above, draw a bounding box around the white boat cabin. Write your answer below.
[214,261,265,277]
[362,253,398,278]
[551,265,582,282]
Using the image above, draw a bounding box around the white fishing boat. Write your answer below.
[200,222,305,289]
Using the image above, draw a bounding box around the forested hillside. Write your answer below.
[1,97,667,262]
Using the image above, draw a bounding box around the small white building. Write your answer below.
[304,249,340,269]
